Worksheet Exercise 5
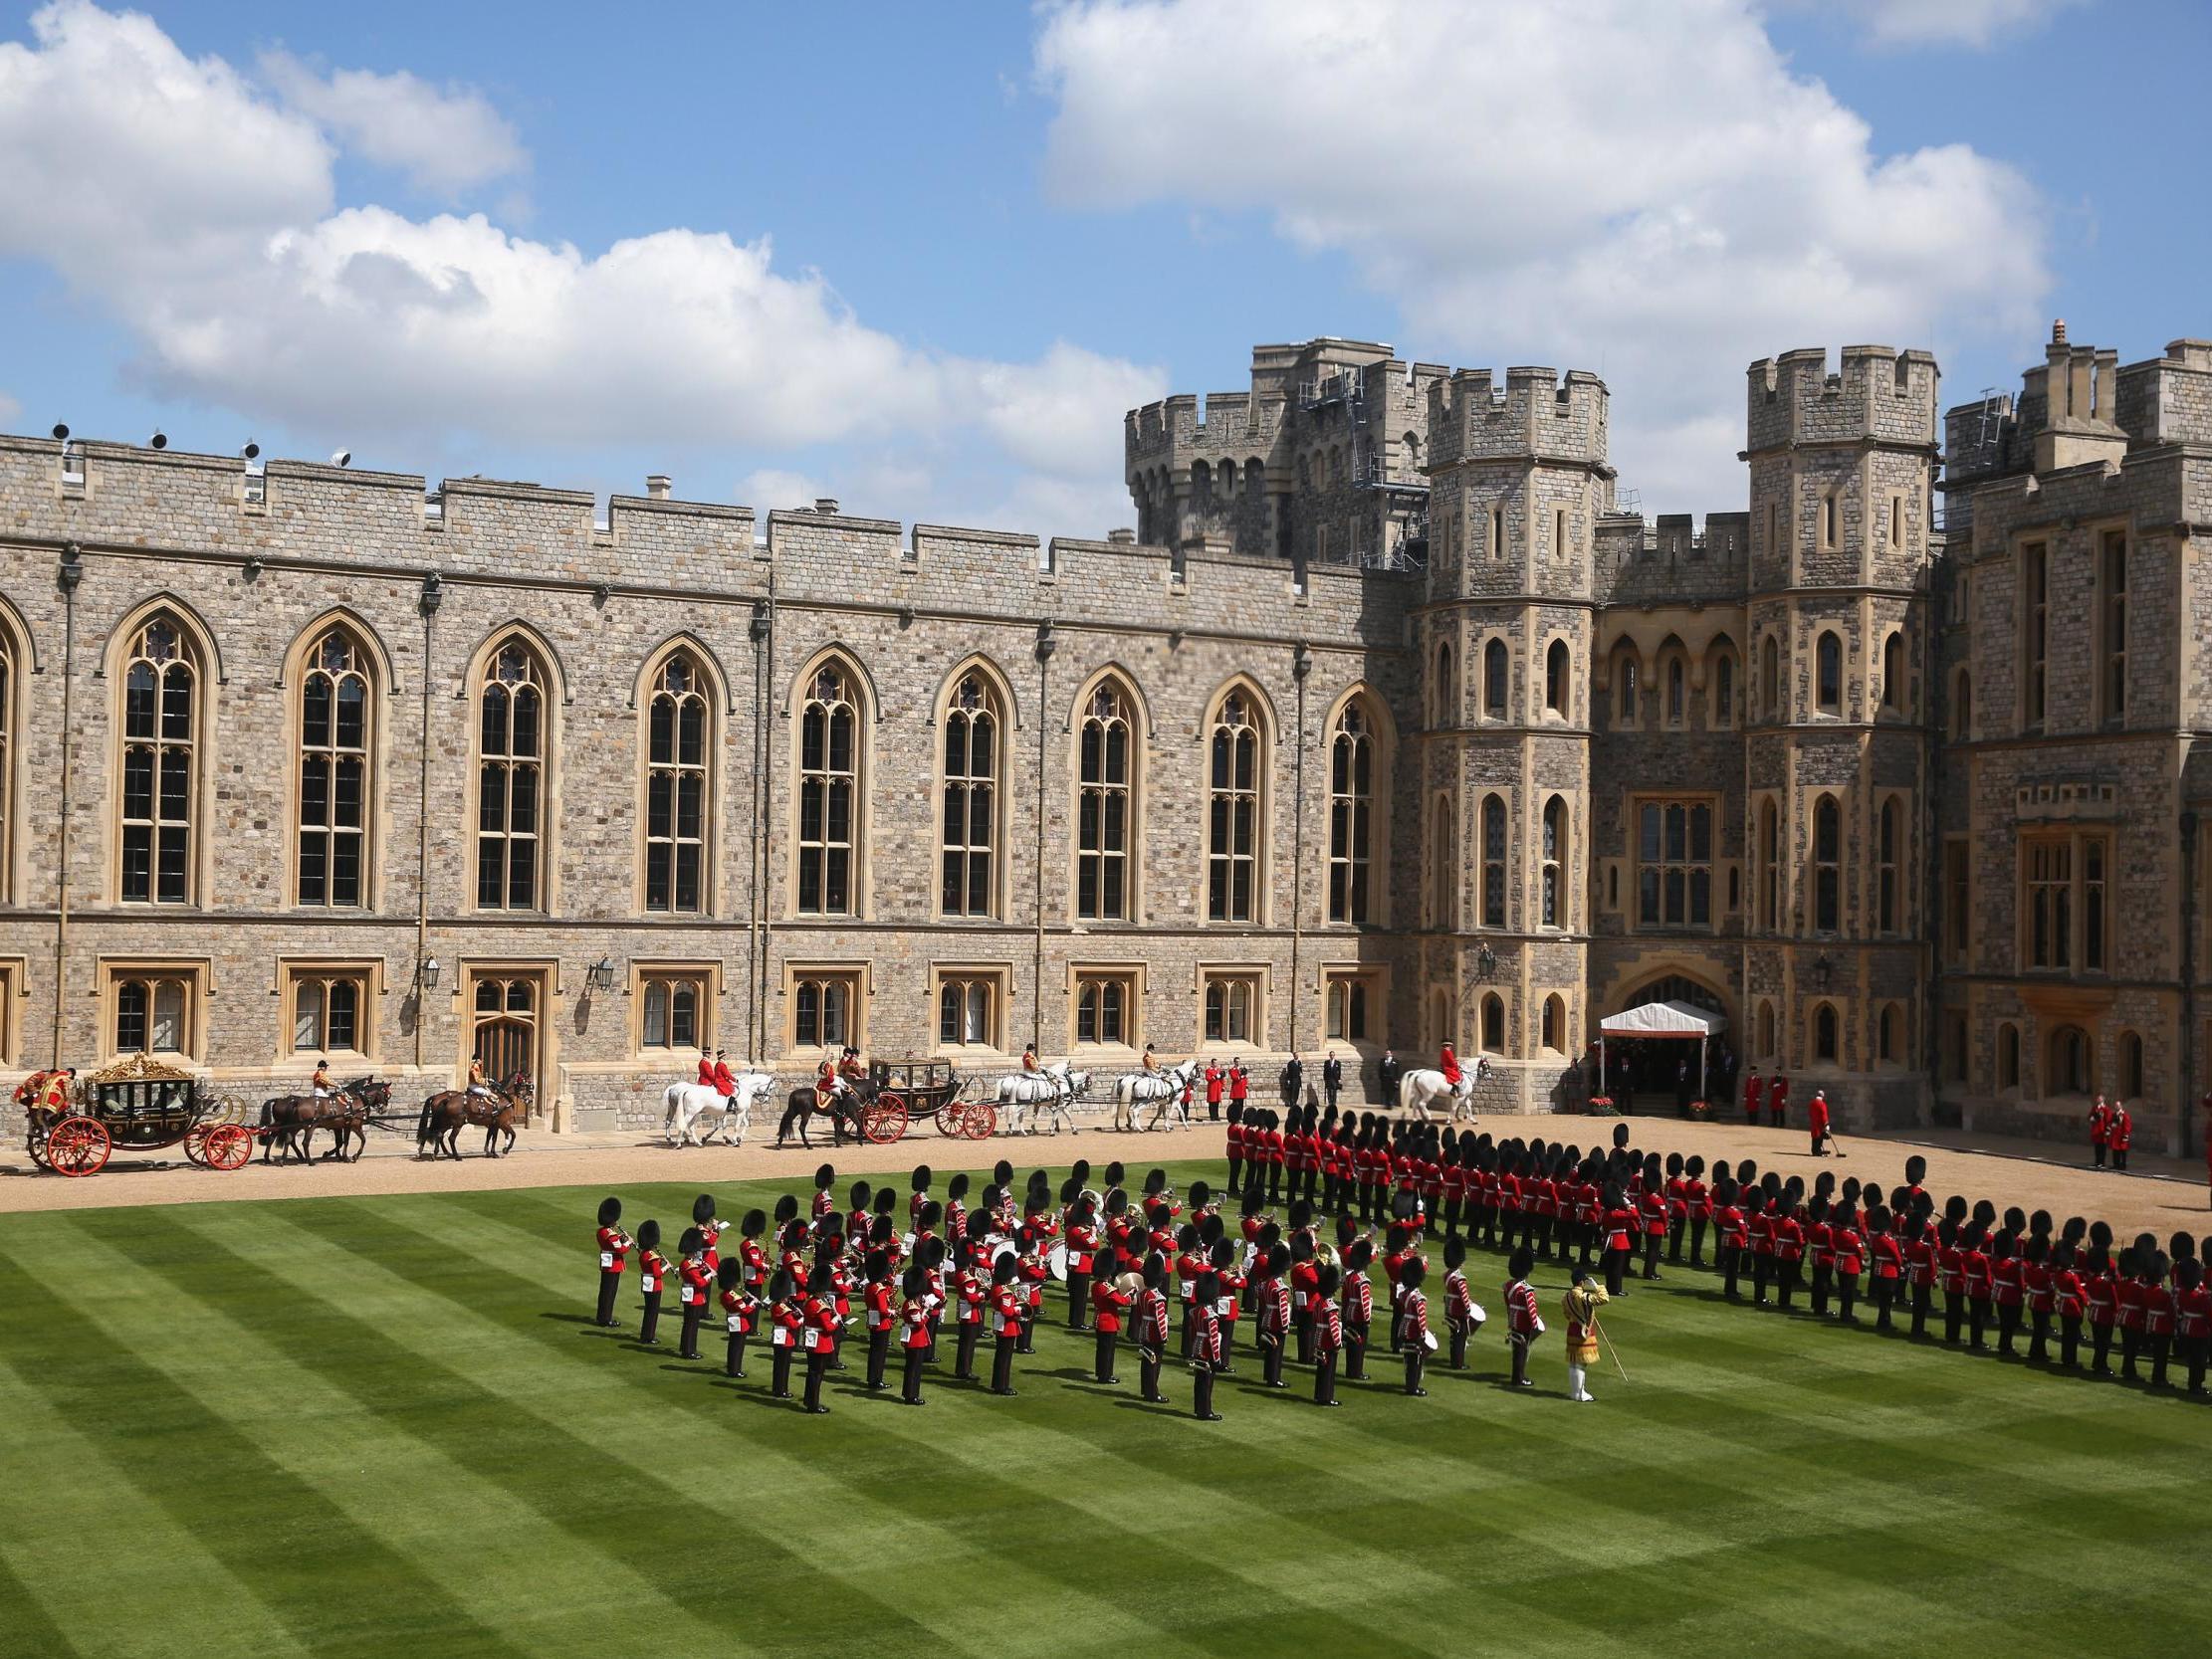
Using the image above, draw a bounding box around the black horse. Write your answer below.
[774,1082,868,1150]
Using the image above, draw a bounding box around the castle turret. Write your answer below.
[1417,366,1612,1110]
[1741,344,1939,1127]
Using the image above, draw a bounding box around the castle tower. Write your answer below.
[1420,366,1613,1109]
[1741,345,1940,1126]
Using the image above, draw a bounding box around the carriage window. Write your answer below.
[287,968,368,1056]
[1074,973,1134,1047]
[797,662,861,917]
[476,640,549,911]
[941,673,999,919]
[1077,681,1136,921]
[1327,700,1378,925]
[118,616,199,904]
[645,653,711,916]
[1203,973,1258,1044]
[792,971,860,1053]
[936,974,998,1049]
[298,628,371,908]
[638,972,708,1052]
[107,967,199,1058]
[1207,689,1263,923]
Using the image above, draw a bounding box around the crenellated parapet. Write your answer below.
[1744,344,1939,456]
[1427,367,1610,471]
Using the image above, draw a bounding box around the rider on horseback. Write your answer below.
[1022,1042,1041,1074]
[1439,1043,1462,1089]
[467,1056,494,1100]
[712,1049,738,1103]
[312,1057,332,1101]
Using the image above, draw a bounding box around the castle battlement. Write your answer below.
[1125,388,1287,465]
[1426,366,1609,469]
[1743,343,1939,455]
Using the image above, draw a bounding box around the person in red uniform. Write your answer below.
[1808,1090,1833,1157]
[2052,1235,2088,1368]
[1091,1264,1133,1383]
[1714,1177,1748,1301]
[799,1262,840,1414]
[1227,1061,1250,1115]
[1190,1271,1225,1421]
[1767,1071,1789,1129]
[2107,1100,2133,1171]
[1503,1245,1541,1389]
[1601,1184,1637,1298]
[2084,1234,2120,1375]
[716,1259,759,1379]
[676,1228,714,1360]
[898,1266,934,1405]
[988,1256,1024,1396]
[1340,1238,1375,1381]
[2204,1102,2212,1208]
[2088,1095,2111,1169]
[1398,1257,1433,1396]
[2022,1230,2054,1363]
[1959,1224,1993,1350]
[1906,1201,1938,1339]
[695,1052,716,1089]
[1255,1242,1293,1389]
[1442,1235,1482,1367]
[862,1248,896,1391]
[634,1219,668,1348]
[1742,1066,1762,1125]
[1866,1203,1901,1330]
[593,1196,630,1328]
[1312,1264,1344,1406]
[711,1050,737,1103]
[1990,1232,2025,1356]
[1135,1258,1172,1403]
[1204,1063,1224,1123]
[1438,1042,1462,1089]
[1637,1165,1667,1282]
[2174,1257,2211,1395]
[765,1269,803,1398]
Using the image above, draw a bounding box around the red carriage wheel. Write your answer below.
[205,1125,255,1170]
[861,1093,909,1144]
[962,1101,997,1141]
[934,1103,959,1138]
[46,1117,111,1177]
[182,1123,215,1166]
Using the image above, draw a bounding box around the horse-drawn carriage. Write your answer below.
[24,1054,255,1176]
[778,1058,993,1148]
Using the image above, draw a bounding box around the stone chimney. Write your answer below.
[645,474,671,500]
[814,498,840,516]
[1107,527,1136,544]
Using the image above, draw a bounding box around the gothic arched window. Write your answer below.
[797,660,862,917]
[298,628,371,908]
[119,615,201,905]
[645,651,711,915]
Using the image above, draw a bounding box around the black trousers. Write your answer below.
[1836,1272,1858,1322]
[1750,1252,1771,1303]
[596,1271,621,1326]
[1721,1244,1742,1300]
[1997,1303,2022,1354]
[2028,1308,2052,1361]
[802,1349,828,1411]
[2150,1332,2172,1386]
[1810,1265,1833,1316]
[1776,1262,1797,1310]
[1605,1247,1629,1297]
[726,1330,749,1378]
[1293,1308,1314,1364]
[1667,1216,1686,1263]
[1449,1319,1469,1368]
[1968,1297,1991,1348]
[1313,1348,1338,1404]
[2093,1322,2115,1372]
[1067,1271,1091,1329]
[2120,1327,2142,1378]
[955,1323,981,1380]
[1404,1348,1427,1394]
[1642,1234,1661,1279]
[867,1327,890,1389]
[1017,1311,1036,1355]
[1094,1327,1119,1382]
[1140,1348,1163,1400]
[2114,1147,2130,1170]
[1688,1216,1708,1266]
[2093,1142,2106,1168]
[1226,1155,1242,1195]
[2184,1334,2208,1394]
[1261,1330,1285,1386]
[1944,1291,1965,1344]
[1193,1363,1217,1419]
[992,1333,1016,1394]
[1873,1276,1894,1330]
[1180,1302,1195,1358]
[678,1302,705,1359]
[1217,1322,1238,1374]
[1345,1321,1369,1380]
[639,1290,663,1346]
[1911,1281,1932,1338]
[901,1347,925,1403]
[771,1343,793,1396]
[1509,1333,1530,1386]
[2061,1315,2083,1368]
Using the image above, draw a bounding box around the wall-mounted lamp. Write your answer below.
[415,955,441,990]
[585,956,619,993]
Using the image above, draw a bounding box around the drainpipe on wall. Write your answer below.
[1290,641,1311,1054]
[51,542,82,1067]
[755,567,776,1063]
[413,573,441,1075]
[747,599,769,1062]
[1033,621,1056,1055]
[2181,809,2198,1158]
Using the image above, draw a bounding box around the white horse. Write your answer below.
[1114,1059,1202,1132]
[996,1069,1061,1135]
[662,1073,774,1146]
[1398,1058,1490,1123]
[1032,1065,1091,1135]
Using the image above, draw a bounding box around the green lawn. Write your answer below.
[1,1163,2206,1659]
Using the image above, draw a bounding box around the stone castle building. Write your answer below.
[0,325,2205,1151]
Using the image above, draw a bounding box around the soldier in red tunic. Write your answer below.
[2051,1226,2088,1368]
[716,1259,759,1378]
[1443,1235,1482,1367]
[1714,1176,1747,1301]
[634,1219,667,1348]
[2142,1251,2177,1388]
[1742,1066,1762,1125]
[676,1228,713,1360]
[1601,1183,1636,1297]
[1255,1242,1293,1389]
[862,1248,896,1391]
[2088,1096,2111,1169]
[1832,1203,1865,1323]
[988,1255,1023,1397]
[2107,1101,2133,1171]
[1503,1245,1541,1389]
[1767,1071,1789,1129]
[1807,1090,1833,1157]
[593,1196,630,1328]
[1772,1190,1806,1312]
[799,1261,840,1414]
[1398,1257,1433,1396]
[2084,1225,2119,1375]
[1190,1271,1224,1420]
[1340,1237,1375,1381]
[2174,1257,2211,1395]
[1091,1263,1132,1384]
[898,1265,934,1405]
[766,1268,802,1398]
[1312,1264,1344,1406]
[1136,1256,1172,1403]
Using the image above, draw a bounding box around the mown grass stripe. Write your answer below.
[127,1204,993,1659]
[0,1254,531,1659]
[0,1547,85,1659]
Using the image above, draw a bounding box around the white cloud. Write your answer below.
[1036,0,2050,508]
[1834,0,2091,48]
[260,49,527,197]
[0,3,1165,536]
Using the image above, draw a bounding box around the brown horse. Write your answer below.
[314,1078,393,1162]
[415,1075,533,1159]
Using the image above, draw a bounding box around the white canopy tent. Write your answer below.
[1596,999,1728,1098]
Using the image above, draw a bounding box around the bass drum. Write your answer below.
[1046,1241,1070,1282]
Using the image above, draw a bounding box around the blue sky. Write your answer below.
[0,0,2203,532]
